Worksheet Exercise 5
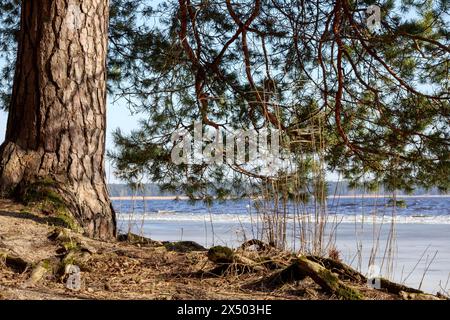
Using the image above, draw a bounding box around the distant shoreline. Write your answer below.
[110,194,450,201]
[111,196,190,200]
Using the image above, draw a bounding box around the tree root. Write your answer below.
[306,256,367,283]
[163,241,207,253]
[117,232,163,247]
[117,232,207,252]
[257,256,363,300]
[255,259,307,288]
[379,278,423,295]
[25,260,52,286]
[295,256,363,299]
[399,291,441,300]
[207,246,266,273]
[0,250,30,273]
[207,245,363,299]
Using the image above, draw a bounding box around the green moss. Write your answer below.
[118,232,157,245]
[62,240,80,252]
[22,178,61,204]
[40,259,53,272]
[48,227,73,242]
[336,286,364,300]
[163,241,207,252]
[20,179,82,232]
[61,252,77,267]
[319,269,339,289]
[316,263,363,300]
[57,250,91,276]
[55,211,81,232]
[207,246,234,263]
[30,259,55,275]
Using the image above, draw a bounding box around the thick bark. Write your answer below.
[0,0,116,239]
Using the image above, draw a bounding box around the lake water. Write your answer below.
[113,196,450,294]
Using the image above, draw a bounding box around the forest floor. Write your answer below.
[0,199,446,300]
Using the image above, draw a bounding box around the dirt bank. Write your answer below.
[0,199,445,300]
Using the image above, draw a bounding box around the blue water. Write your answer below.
[113,196,450,224]
[113,196,450,294]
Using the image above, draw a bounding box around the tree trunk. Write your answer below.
[0,0,116,239]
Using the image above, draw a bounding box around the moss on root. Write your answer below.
[20,179,82,233]
[163,241,207,253]
[22,178,62,204]
[54,212,81,232]
[336,285,364,300]
[39,259,54,272]
[295,256,364,300]
[48,233,90,276]
[207,246,234,264]
[316,268,363,300]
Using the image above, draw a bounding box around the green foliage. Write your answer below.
[0,0,19,110]
[0,0,448,198]
[105,0,449,197]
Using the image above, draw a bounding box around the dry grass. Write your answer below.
[0,198,406,300]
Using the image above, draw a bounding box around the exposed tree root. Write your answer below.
[0,250,30,273]
[255,259,307,288]
[257,256,363,300]
[399,291,442,300]
[25,260,52,286]
[207,246,363,299]
[306,256,367,283]
[295,256,363,300]
[162,241,207,253]
[207,246,266,273]
[117,232,163,247]
[379,278,423,295]
[117,232,207,253]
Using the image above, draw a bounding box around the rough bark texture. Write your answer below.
[0,0,116,239]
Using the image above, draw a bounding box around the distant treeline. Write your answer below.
[107,182,444,197]
[329,183,443,196]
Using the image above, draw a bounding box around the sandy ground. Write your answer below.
[0,199,444,300]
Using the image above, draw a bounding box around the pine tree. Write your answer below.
[0,0,448,209]
[107,0,449,197]
[0,0,115,239]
